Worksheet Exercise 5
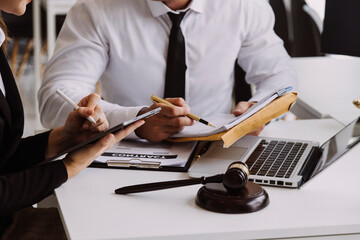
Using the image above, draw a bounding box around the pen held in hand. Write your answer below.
[56,89,97,125]
[150,95,215,128]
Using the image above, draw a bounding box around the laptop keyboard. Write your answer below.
[246,140,308,178]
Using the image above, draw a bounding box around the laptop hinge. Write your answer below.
[298,146,323,187]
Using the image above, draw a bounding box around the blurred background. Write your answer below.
[3,0,360,137]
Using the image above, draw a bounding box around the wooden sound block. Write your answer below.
[196,182,269,213]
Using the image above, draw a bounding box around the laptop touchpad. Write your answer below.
[188,135,261,178]
[208,145,248,160]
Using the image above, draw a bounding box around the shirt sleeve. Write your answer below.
[237,0,297,102]
[38,0,144,129]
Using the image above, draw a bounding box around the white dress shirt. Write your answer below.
[38,0,296,129]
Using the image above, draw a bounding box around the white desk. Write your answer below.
[55,119,360,240]
[291,56,360,125]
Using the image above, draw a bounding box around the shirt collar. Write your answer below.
[0,28,5,46]
[146,0,204,17]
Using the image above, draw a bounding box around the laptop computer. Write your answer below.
[189,116,360,188]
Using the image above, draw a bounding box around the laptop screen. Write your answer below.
[308,116,360,182]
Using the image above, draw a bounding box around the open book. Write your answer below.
[172,86,293,138]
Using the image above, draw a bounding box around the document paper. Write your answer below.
[95,139,198,167]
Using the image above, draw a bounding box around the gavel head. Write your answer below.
[222,162,249,193]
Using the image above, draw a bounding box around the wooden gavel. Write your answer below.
[115,162,249,194]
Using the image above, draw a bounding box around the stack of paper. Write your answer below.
[170,90,297,147]
[172,86,293,138]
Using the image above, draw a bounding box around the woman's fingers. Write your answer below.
[113,120,145,141]
[63,120,145,179]
[80,105,109,131]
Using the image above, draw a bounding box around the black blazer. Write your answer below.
[0,49,67,234]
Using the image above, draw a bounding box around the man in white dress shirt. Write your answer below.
[38,0,296,142]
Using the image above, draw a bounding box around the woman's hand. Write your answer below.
[46,93,109,159]
[63,120,145,179]
[62,93,109,142]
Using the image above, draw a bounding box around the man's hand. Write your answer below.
[233,101,264,136]
[135,98,193,142]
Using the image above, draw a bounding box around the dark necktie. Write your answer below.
[164,11,187,99]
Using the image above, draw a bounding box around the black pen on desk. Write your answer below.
[195,141,212,161]
[150,95,215,128]
[56,89,97,124]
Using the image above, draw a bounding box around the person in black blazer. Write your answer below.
[0,0,144,238]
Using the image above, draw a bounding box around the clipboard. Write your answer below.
[47,107,161,161]
[90,140,200,172]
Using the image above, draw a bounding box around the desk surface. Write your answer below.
[55,119,360,240]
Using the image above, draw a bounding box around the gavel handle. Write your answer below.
[115,174,224,194]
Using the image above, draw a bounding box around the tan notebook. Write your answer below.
[168,92,297,148]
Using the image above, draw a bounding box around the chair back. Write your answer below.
[2,3,34,38]
[269,0,324,57]
[290,0,323,56]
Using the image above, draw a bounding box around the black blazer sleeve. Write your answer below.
[1,132,50,173]
[0,48,69,216]
[0,160,68,216]
[0,132,68,216]
[2,131,51,173]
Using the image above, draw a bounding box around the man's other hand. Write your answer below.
[233,101,264,136]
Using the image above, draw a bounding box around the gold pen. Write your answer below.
[150,95,215,128]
